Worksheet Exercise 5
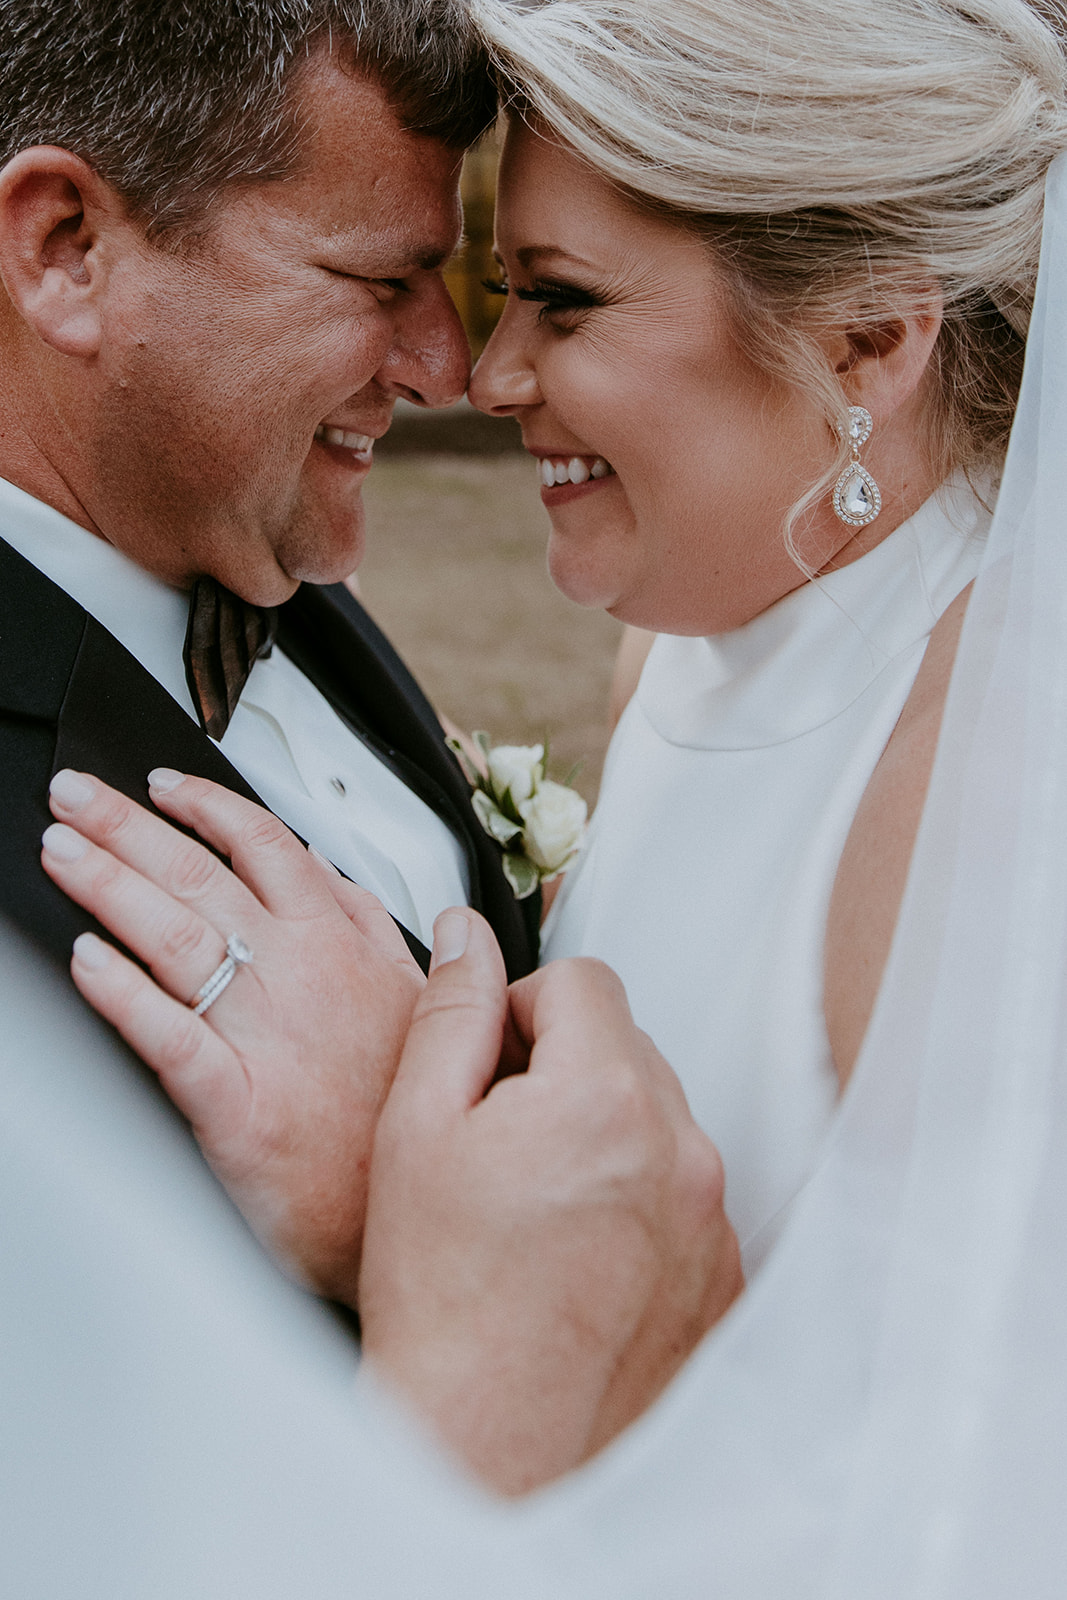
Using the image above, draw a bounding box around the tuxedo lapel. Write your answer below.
[278,582,540,980]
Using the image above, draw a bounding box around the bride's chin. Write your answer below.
[545,536,625,613]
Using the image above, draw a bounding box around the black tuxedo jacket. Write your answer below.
[0,535,540,985]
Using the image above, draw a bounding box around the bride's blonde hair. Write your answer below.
[470,0,1067,511]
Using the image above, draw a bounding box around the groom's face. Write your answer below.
[82,55,469,604]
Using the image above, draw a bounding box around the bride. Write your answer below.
[38,0,1067,1567]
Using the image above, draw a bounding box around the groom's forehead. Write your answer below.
[217,61,463,271]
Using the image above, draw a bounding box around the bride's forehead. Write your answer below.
[499,119,598,195]
[495,122,657,241]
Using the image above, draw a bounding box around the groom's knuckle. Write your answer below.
[409,982,499,1044]
[417,981,494,1024]
[549,956,628,1016]
[572,956,625,998]
[677,1131,726,1224]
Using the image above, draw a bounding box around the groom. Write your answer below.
[0,0,537,989]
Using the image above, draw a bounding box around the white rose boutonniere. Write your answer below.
[447,732,588,900]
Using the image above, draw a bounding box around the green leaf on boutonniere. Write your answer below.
[472,789,522,846]
[445,735,482,788]
[495,787,525,827]
[502,851,541,900]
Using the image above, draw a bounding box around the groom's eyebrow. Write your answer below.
[316,220,460,274]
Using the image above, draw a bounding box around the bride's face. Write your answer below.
[469,122,852,634]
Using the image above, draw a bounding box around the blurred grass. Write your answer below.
[358,454,623,803]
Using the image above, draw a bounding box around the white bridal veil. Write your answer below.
[487,149,1067,1597]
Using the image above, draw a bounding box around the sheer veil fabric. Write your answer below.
[498,152,1067,1598]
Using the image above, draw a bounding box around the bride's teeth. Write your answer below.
[325,426,346,447]
[539,454,614,485]
[314,424,325,441]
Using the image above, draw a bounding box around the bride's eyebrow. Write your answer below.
[515,244,601,272]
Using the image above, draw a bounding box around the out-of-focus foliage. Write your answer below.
[445,133,502,357]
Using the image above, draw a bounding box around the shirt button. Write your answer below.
[330,776,347,797]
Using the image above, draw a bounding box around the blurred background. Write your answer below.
[356,136,624,803]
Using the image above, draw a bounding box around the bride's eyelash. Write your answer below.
[481,274,603,322]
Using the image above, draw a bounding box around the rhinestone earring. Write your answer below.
[832,406,882,528]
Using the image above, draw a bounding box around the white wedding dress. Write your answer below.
[545,476,989,1267]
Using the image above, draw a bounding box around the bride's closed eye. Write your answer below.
[481,272,604,329]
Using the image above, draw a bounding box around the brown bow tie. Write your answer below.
[183,577,278,741]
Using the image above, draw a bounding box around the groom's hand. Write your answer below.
[359,909,743,1496]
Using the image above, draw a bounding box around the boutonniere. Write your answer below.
[447,732,588,900]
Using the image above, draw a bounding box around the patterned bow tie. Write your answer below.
[183,577,278,741]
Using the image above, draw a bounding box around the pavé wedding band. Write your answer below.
[190,933,254,1016]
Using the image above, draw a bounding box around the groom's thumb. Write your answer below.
[388,908,509,1115]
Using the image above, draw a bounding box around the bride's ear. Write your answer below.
[828,286,943,423]
[0,147,123,359]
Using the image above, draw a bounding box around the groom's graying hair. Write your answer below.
[0,0,496,240]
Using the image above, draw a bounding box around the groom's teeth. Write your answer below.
[315,424,374,451]
[540,455,613,486]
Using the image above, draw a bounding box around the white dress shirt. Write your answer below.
[0,475,469,944]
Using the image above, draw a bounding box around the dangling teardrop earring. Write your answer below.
[832,406,882,528]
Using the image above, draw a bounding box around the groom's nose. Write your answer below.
[375,273,470,409]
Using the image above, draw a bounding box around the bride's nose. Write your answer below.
[468,319,542,415]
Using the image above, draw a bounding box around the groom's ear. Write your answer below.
[0,147,127,359]
[828,285,944,422]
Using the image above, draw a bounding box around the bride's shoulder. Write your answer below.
[824,583,973,1088]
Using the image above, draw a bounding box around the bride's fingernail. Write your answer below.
[308,844,342,877]
[433,910,470,967]
[148,768,186,794]
[73,932,111,970]
[42,823,88,862]
[49,769,94,811]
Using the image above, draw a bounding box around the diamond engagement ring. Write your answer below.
[190,934,254,1016]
